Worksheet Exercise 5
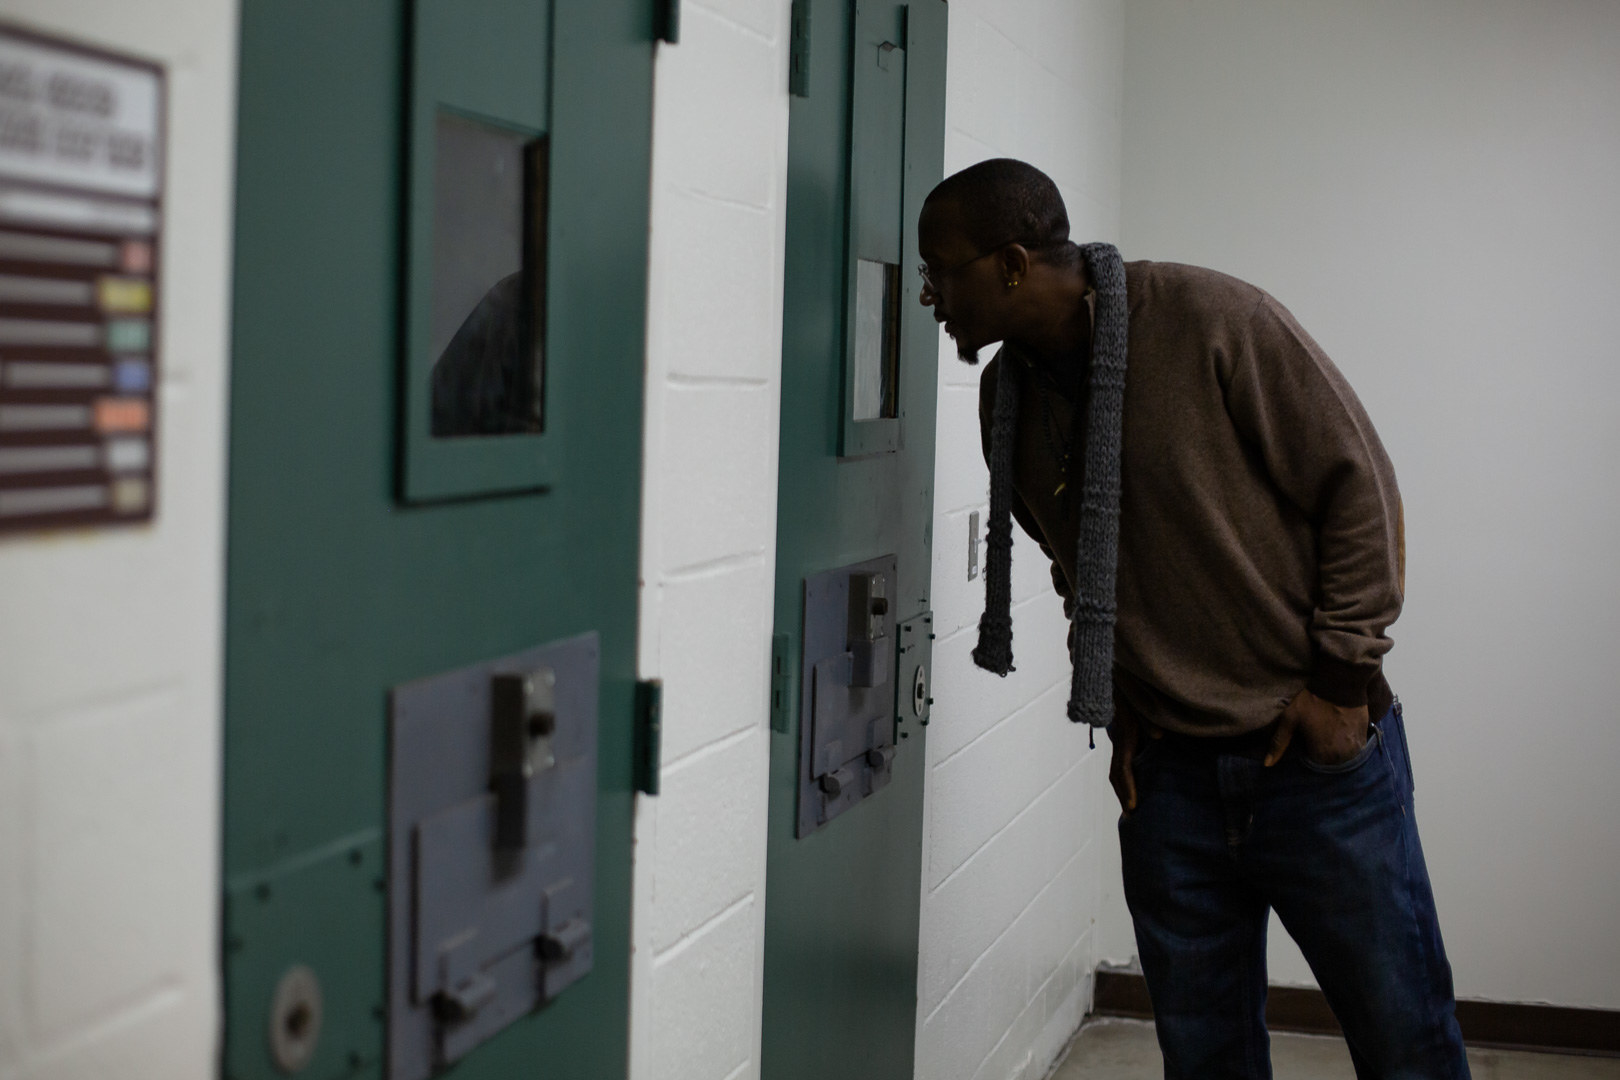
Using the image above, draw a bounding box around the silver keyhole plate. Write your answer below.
[912,662,928,717]
[269,963,323,1074]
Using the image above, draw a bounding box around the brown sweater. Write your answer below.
[980,261,1404,737]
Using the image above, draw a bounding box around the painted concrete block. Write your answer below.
[1063,184,1120,247]
[951,17,1022,150]
[689,0,781,41]
[1010,58,1072,168]
[23,691,189,1042]
[933,384,991,515]
[922,878,1091,1080]
[653,190,782,384]
[19,988,199,1080]
[653,2,781,210]
[656,385,778,573]
[0,540,191,720]
[927,682,1085,888]
[930,504,985,635]
[924,601,1071,768]
[1075,105,1123,219]
[1016,850,1092,1002]
[23,689,191,1042]
[915,909,1033,1080]
[1022,0,1088,94]
[919,763,1091,1014]
[0,725,22,1077]
[646,897,760,1080]
[649,732,768,955]
[1009,529,1065,605]
[1013,60,1087,193]
[969,937,1090,1080]
[654,560,773,763]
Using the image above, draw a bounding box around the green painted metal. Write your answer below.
[223,0,654,1076]
[761,2,948,1077]
[839,1,907,458]
[224,833,387,1080]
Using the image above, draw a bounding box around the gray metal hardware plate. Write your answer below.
[797,555,898,837]
[387,634,598,1079]
[896,611,933,730]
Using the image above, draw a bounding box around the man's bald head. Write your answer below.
[922,158,1073,261]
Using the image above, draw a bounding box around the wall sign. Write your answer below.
[0,25,162,534]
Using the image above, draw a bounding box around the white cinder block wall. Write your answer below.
[0,4,236,1080]
[630,3,791,1078]
[915,4,1124,1079]
[1110,0,1620,1008]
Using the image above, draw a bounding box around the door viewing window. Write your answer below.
[398,0,556,502]
[851,258,900,421]
[429,112,547,438]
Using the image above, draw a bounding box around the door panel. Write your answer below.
[761,2,948,1077]
[223,2,654,1077]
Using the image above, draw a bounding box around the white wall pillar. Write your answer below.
[630,4,793,1078]
[0,3,237,1079]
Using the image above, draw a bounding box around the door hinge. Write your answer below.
[634,678,663,795]
[789,0,812,97]
[770,633,793,733]
[656,0,681,44]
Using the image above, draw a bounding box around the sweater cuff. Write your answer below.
[1307,652,1376,709]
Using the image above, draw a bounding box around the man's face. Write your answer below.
[917,198,1006,364]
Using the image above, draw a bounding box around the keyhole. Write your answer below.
[284,1002,311,1041]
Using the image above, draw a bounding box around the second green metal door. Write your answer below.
[763,2,948,1077]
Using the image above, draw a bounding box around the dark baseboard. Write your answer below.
[1091,969,1620,1057]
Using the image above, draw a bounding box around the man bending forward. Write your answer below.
[919,157,1469,1079]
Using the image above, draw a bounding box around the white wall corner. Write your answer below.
[630,3,794,1078]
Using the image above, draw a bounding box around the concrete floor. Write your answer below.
[1051,1018,1620,1080]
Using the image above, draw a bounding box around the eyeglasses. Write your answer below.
[917,249,996,295]
[917,238,1054,294]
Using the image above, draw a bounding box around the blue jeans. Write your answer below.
[1114,702,1471,1079]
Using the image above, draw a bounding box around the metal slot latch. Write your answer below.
[847,571,890,687]
[490,668,556,849]
[388,635,599,1080]
[797,555,899,837]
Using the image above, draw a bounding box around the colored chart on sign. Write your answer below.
[0,27,163,534]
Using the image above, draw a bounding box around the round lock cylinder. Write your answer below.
[268,964,323,1074]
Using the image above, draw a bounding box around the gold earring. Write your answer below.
[1007,278,1019,288]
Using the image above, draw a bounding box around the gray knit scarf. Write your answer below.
[972,242,1128,727]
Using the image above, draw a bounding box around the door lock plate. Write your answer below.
[797,555,899,837]
[387,634,599,1080]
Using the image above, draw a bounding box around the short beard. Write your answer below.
[956,338,981,365]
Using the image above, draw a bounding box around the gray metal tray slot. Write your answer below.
[387,634,598,1079]
[797,555,899,837]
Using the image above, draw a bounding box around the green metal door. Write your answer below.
[762,2,947,1077]
[222,2,655,1078]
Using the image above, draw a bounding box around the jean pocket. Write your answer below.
[1300,723,1382,774]
[1131,734,1163,770]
